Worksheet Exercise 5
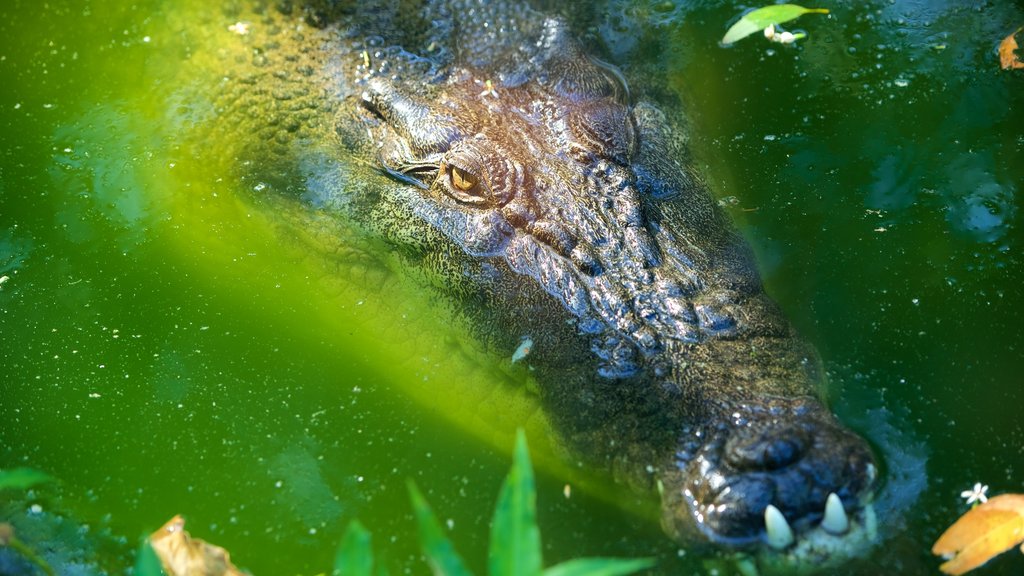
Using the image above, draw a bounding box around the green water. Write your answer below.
[1,1,1022,575]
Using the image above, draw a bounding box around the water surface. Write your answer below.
[1,1,1022,574]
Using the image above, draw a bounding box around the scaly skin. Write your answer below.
[206,0,879,561]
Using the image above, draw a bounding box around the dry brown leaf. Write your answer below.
[149,515,247,576]
[999,27,1024,70]
[932,494,1024,575]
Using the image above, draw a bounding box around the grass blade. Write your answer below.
[133,539,166,576]
[488,430,542,576]
[407,480,474,576]
[0,468,53,491]
[543,558,655,576]
[334,520,374,576]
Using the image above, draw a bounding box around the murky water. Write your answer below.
[1,1,1022,575]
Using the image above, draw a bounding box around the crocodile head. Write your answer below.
[349,14,878,561]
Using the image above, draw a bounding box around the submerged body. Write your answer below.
[221,0,878,562]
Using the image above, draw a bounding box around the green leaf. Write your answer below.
[133,539,166,576]
[722,4,829,44]
[543,558,655,576]
[334,520,374,576]
[3,530,56,576]
[0,468,53,491]
[407,480,474,576]
[488,430,542,576]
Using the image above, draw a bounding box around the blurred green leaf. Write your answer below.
[722,4,829,44]
[0,524,55,576]
[385,431,650,576]
[334,520,374,576]
[133,539,166,576]
[0,468,53,491]
[489,430,542,576]
[407,481,474,576]
[543,558,655,576]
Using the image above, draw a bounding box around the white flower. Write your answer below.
[960,482,988,505]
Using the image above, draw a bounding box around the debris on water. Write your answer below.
[149,515,247,576]
[228,22,250,36]
[933,493,1024,575]
[478,79,499,99]
[999,26,1024,70]
[720,4,828,45]
[512,337,533,364]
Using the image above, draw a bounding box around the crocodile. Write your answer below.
[209,0,879,564]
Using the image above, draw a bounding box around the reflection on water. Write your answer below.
[0,229,33,274]
[50,107,158,236]
[1,0,1022,575]
[944,152,1015,243]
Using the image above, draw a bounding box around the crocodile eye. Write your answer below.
[450,165,479,192]
[440,163,489,205]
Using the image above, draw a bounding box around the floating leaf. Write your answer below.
[334,520,373,576]
[543,557,655,576]
[489,430,542,576]
[722,4,829,45]
[0,467,53,491]
[999,27,1024,70]
[407,481,474,576]
[148,515,247,576]
[932,494,1024,575]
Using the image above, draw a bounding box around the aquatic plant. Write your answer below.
[134,432,652,576]
[0,467,55,575]
[335,431,653,576]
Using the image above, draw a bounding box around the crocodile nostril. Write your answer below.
[724,426,808,470]
[764,437,805,469]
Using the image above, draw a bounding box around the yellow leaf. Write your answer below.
[999,27,1024,70]
[932,494,1024,575]
[149,515,248,576]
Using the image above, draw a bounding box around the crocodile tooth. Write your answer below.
[764,504,795,550]
[864,504,878,540]
[821,492,849,534]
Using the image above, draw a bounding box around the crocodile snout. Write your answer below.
[662,398,878,551]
